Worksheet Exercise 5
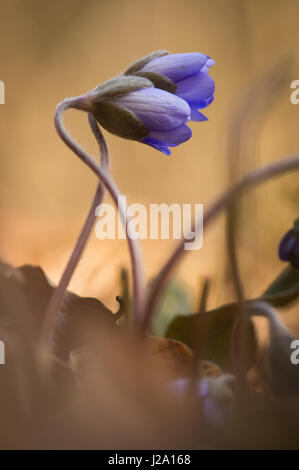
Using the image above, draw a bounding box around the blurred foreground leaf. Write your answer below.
[261,266,299,307]
[165,303,256,371]
[0,261,118,359]
[146,336,193,381]
[146,337,222,382]
[165,266,299,370]
[150,279,191,337]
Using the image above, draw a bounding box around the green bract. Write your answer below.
[90,75,153,140]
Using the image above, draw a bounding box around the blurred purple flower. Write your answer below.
[279,220,299,269]
[166,375,234,428]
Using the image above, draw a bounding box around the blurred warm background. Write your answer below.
[0,0,298,325]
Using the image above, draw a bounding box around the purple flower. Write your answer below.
[166,375,234,428]
[126,51,215,124]
[90,51,215,155]
[279,220,299,269]
[91,77,192,156]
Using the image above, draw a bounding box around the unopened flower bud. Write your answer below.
[87,74,191,155]
[72,50,215,155]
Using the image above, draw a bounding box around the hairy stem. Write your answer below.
[40,114,109,346]
[142,152,299,332]
[226,58,292,382]
[42,98,145,346]
[246,300,286,333]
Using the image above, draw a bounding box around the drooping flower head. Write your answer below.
[279,219,299,269]
[86,51,215,155]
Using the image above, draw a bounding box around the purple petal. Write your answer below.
[279,229,297,261]
[200,58,216,74]
[175,71,215,107]
[199,379,209,398]
[203,397,229,428]
[165,378,191,396]
[190,108,208,121]
[145,123,192,147]
[197,95,214,109]
[111,87,191,131]
[140,53,208,82]
[206,58,216,67]
[143,140,171,156]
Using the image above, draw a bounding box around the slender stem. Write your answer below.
[40,114,109,345]
[246,300,286,333]
[142,152,299,332]
[226,58,292,382]
[246,299,291,342]
[49,98,145,335]
[88,114,109,170]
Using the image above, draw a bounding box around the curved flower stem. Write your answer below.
[226,58,292,383]
[41,97,145,347]
[142,152,299,333]
[227,206,247,384]
[246,300,286,333]
[40,114,109,346]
